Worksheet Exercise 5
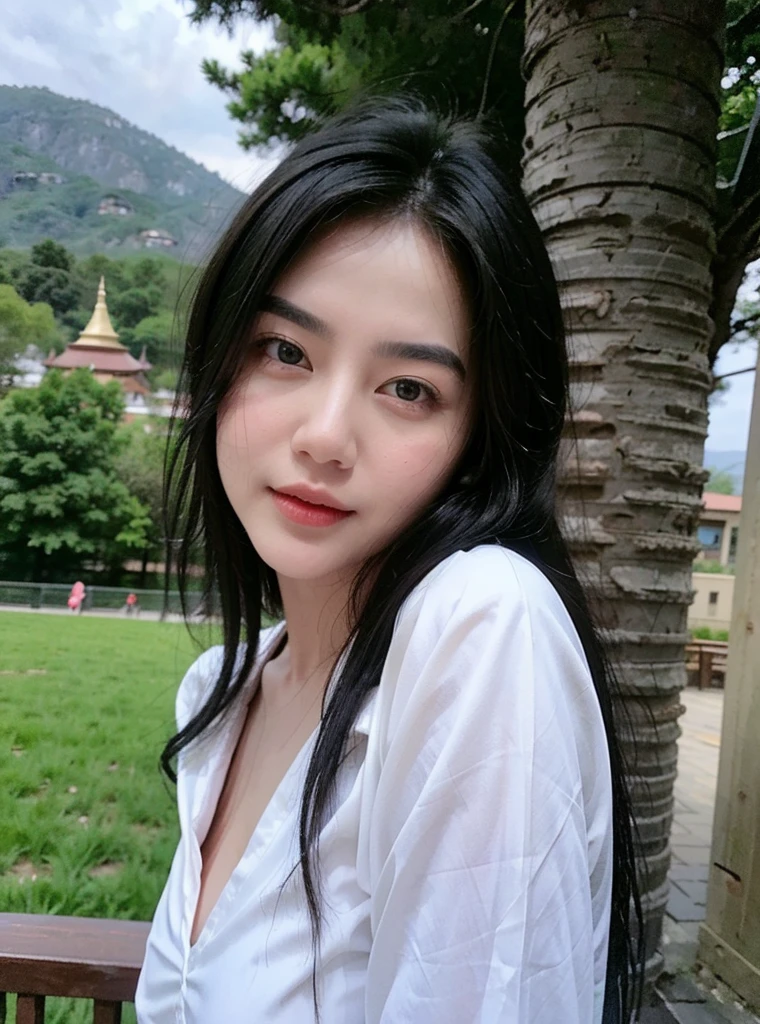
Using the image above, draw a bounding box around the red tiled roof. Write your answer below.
[703,491,742,513]
[92,372,152,395]
[45,346,148,373]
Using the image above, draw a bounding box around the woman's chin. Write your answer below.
[252,535,363,585]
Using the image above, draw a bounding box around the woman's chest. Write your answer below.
[136,721,375,1024]
[192,687,324,944]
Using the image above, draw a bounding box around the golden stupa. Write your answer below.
[45,277,152,395]
[70,277,124,350]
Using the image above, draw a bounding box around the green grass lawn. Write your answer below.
[0,611,207,1023]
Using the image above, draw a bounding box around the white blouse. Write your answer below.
[135,545,613,1023]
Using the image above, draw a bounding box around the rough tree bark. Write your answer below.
[521,0,726,982]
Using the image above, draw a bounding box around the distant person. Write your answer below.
[124,592,139,616]
[136,97,644,1024]
[67,581,85,614]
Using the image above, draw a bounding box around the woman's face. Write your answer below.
[216,217,472,586]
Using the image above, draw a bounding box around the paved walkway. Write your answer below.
[0,603,185,622]
[643,688,760,1024]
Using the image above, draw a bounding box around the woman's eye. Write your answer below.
[383,378,439,406]
[273,340,305,365]
[258,337,307,366]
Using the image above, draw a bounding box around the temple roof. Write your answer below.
[46,347,149,373]
[92,371,152,395]
[70,276,126,351]
[43,276,153,389]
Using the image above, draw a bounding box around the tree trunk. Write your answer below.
[522,0,725,984]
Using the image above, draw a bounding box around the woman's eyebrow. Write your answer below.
[261,295,332,337]
[374,341,466,381]
[260,294,466,380]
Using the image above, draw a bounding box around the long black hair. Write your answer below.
[162,95,644,1022]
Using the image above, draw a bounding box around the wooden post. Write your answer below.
[698,348,760,1010]
[16,994,45,1024]
[698,648,713,691]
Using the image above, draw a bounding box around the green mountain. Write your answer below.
[0,86,247,261]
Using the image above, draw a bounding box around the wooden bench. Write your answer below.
[0,913,150,1023]
[685,639,729,690]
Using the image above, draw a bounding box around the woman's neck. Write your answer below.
[273,572,353,689]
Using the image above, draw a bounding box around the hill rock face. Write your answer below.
[0,85,247,261]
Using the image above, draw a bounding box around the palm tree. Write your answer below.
[521,0,727,977]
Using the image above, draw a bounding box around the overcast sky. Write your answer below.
[0,0,278,190]
[0,0,756,456]
[707,266,758,458]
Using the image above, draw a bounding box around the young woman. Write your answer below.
[135,96,644,1023]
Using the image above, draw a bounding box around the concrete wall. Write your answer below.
[689,572,735,632]
[696,509,741,565]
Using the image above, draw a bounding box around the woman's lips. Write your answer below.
[270,489,355,528]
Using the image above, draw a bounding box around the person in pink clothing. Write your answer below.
[67,581,85,614]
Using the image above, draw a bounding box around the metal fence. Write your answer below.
[0,580,204,616]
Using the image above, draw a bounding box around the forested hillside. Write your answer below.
[0,86,245,260]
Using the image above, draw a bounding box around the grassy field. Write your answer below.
[0,611,207,1023]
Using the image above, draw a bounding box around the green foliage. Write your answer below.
[114,421,170,560]
[14,264,79,318]
[706,467,736,494]
[693,560,735,574]
[129,310,178,367]
[192,1,760,345]
[12,237,80,320]
[0,85,245,260]
[191,0,525,151]
[151,366,180,391]
[732,291,760,342]
[718,2,760,205]
[690,625,730,641]
[0,369,151,579]
[0,85,242,207]
[0,611,201,1023]
[0,243,192,371]
[30,238,74,272]
[0,283,58,380]
[110,285,163,330]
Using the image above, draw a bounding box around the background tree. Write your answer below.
[190,0,760,369]
[705,468,737,495]
[12,237,80,319]
[0,369,151,582]
[126,310,178,369]
[115,421,170,584]
[0,243,192,378]
[109,285,164,331]
[713,0,760,362]
[192,0,525,153]
[29,239,74,273]
[0,284,59,389]
[520,0,730,983]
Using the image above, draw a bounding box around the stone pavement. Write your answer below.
[0,603,185,622]
[641,688,760,1024]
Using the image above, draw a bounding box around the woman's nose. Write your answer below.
[290,382,358,469]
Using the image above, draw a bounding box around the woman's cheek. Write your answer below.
[383,440,454,499]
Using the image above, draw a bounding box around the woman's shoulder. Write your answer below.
[372,542,600,773]
[402,543,574,635]
[379,544,593,721]
[175,623,283,730]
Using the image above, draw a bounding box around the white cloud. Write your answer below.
[0,0,276,186]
